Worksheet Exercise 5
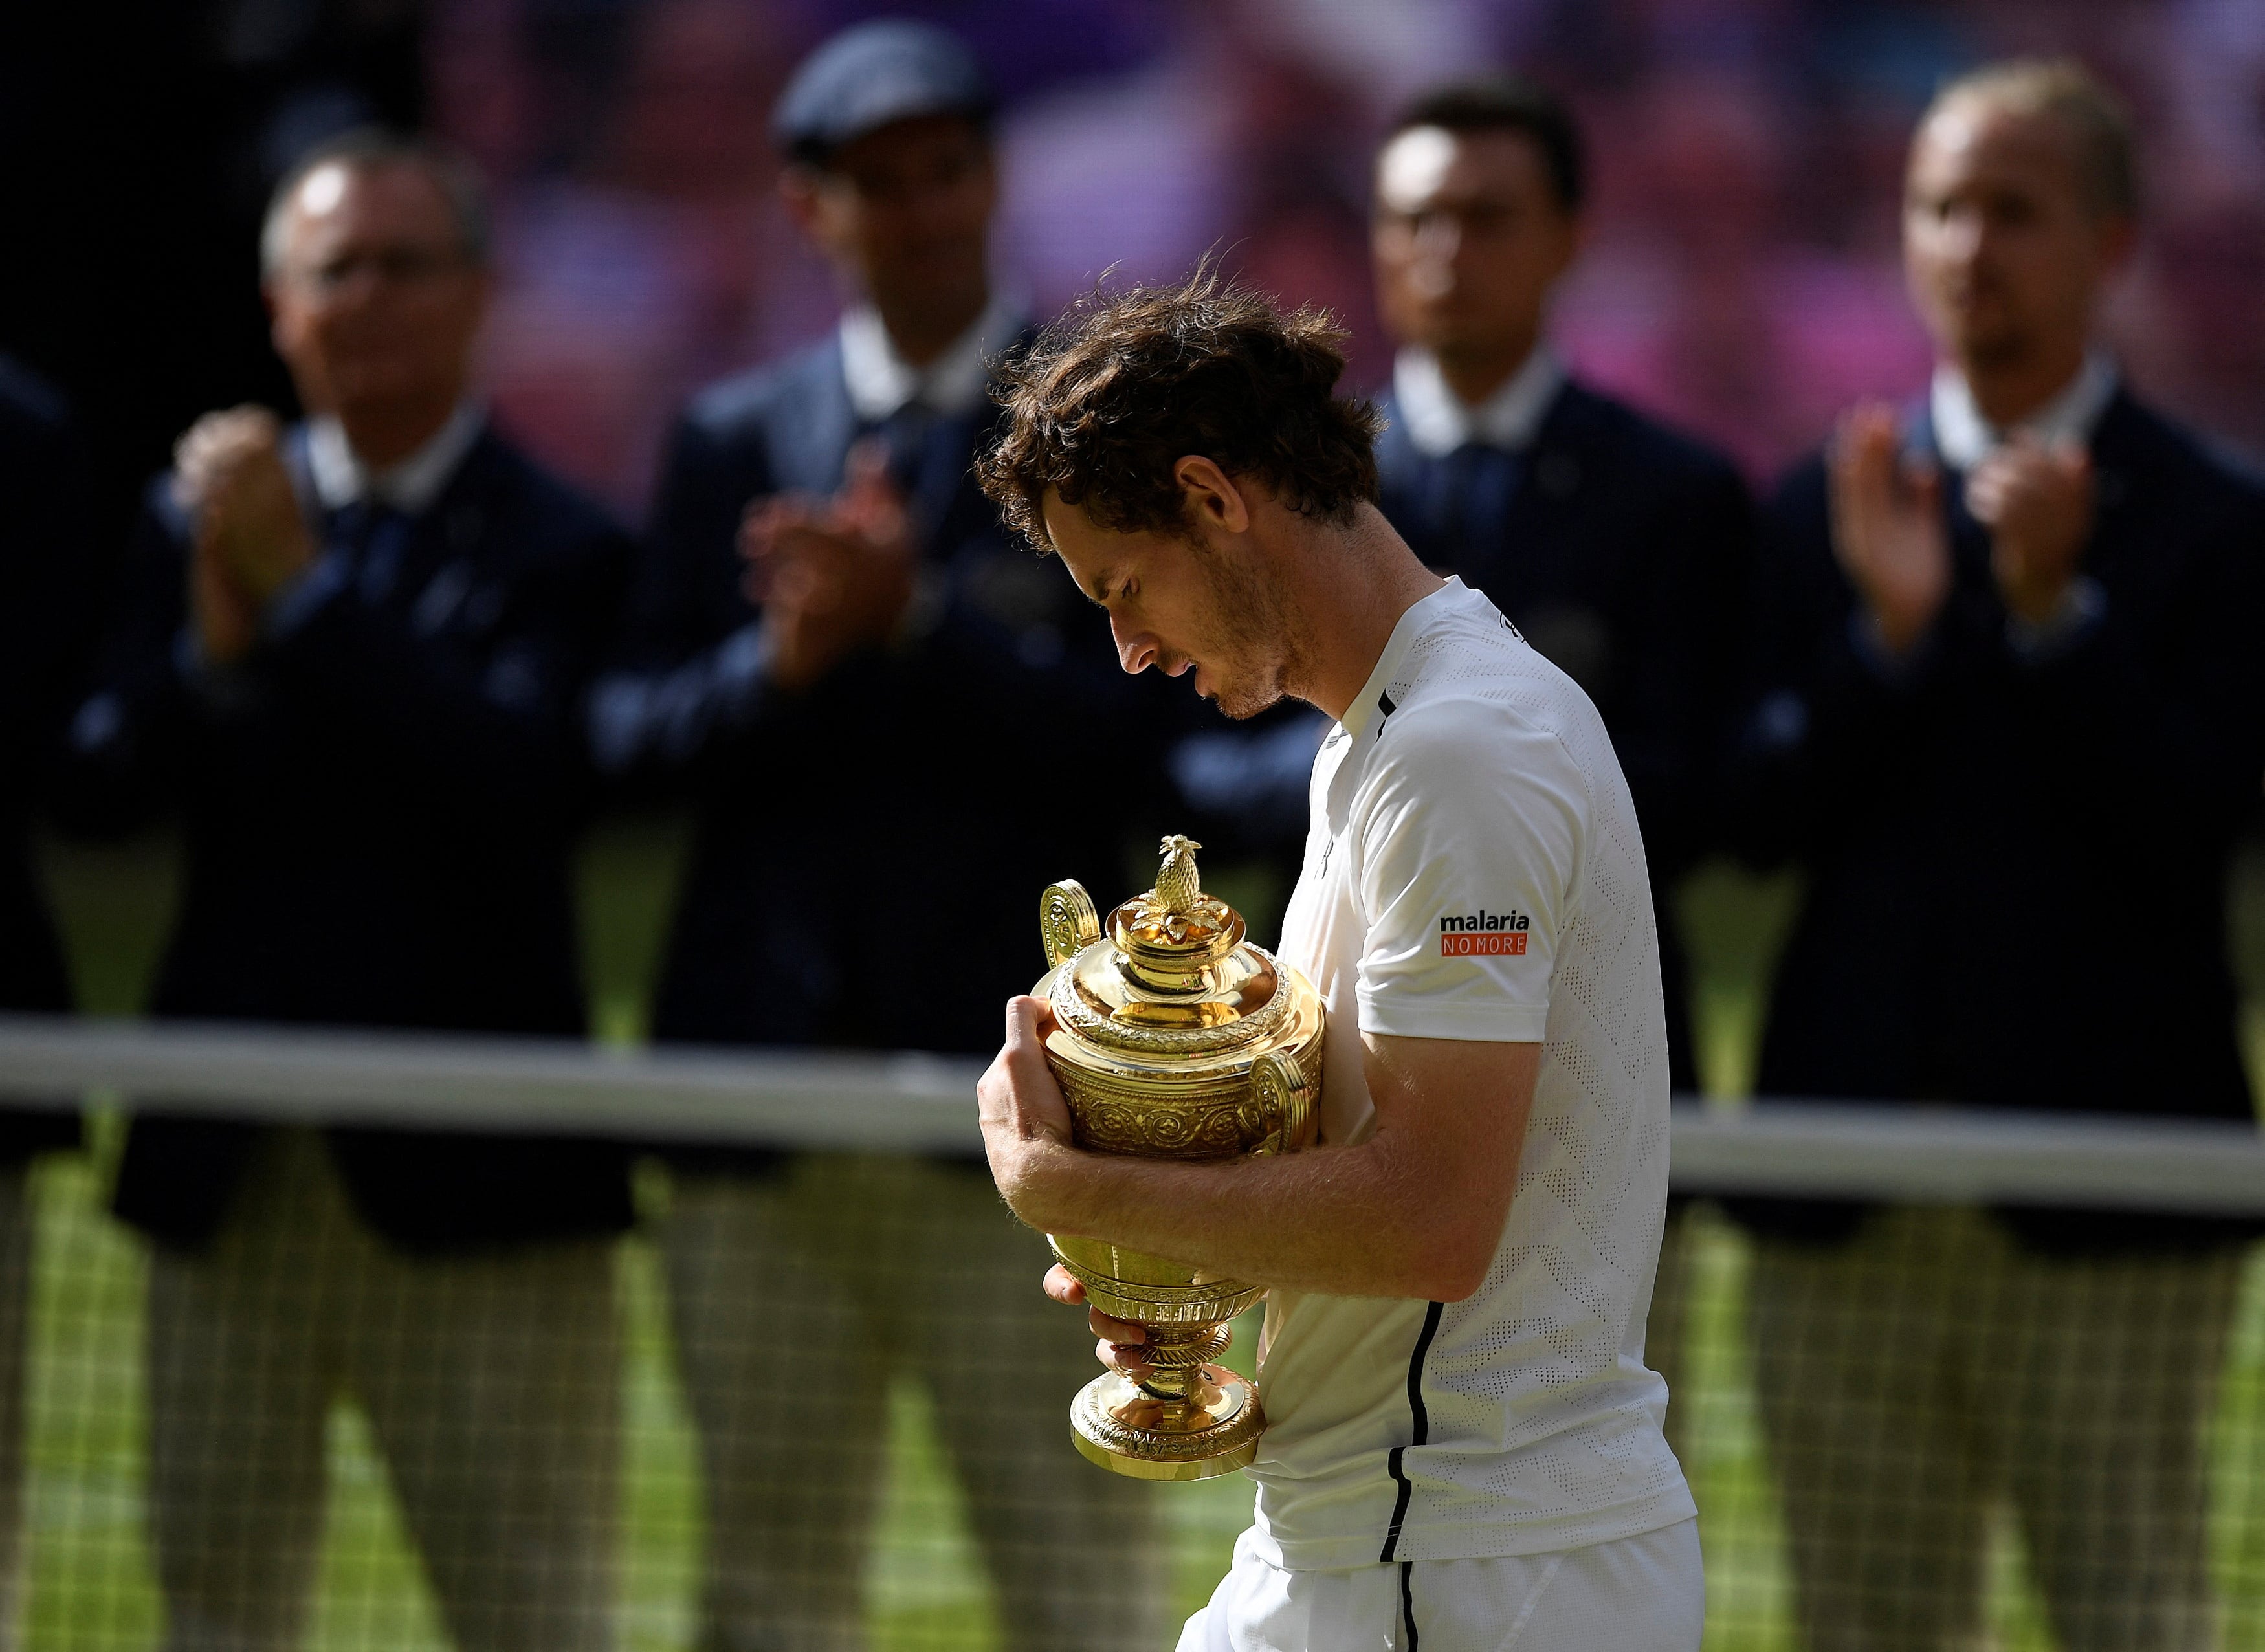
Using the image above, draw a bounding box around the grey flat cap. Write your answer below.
[773,19,996,165]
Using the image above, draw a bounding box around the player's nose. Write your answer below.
[1111,614,1159,675]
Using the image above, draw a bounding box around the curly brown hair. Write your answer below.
[977,266,1383,555]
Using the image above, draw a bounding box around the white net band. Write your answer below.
[2,1012,2259,1214]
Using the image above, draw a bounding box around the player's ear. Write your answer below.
[1173,456,1252,536]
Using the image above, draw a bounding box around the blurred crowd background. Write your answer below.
[7,0,2264,544]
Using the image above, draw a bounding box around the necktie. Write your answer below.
[329,499,412,602]
[1428,443,1522,575]
[872,400,963,548]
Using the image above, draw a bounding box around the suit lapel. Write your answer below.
[778,338,861,496]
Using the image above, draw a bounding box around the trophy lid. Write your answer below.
[1039,836,1303,1064]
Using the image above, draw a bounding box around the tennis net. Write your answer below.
[0,1011,2257,1651]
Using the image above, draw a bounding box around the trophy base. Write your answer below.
[1070,1367,1265,1482]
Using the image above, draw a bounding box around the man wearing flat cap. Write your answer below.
[590,19,1170,1651]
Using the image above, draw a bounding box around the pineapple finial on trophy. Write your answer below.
[1155,834,1203,915]
[1122,834,1235,962]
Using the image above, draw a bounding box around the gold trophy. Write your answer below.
[1033,835,1325,1480]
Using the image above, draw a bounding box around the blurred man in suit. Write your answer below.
[1367,76,1752,1466]
[589,21,1166,1652]
[0,357,94,1650]
[1369,76,1749,1104]
[65,133,631,1651]
[1729,60,2265,1651]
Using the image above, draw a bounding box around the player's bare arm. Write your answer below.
[978,994,1537,1303]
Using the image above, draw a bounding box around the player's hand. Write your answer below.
[978,995,1077,1228]
[1965,434,2092,626]
[1043,1263,1155,1381]
[738,441,916,691]
[1829,402,1950,657]
[174,407,315,610]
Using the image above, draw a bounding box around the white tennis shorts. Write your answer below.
[1176,1518,1704,1652]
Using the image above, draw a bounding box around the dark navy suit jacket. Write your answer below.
[1375,377,1753,1093]
[1729,388,2265,1251]
[595,331,1173,1154]
[67,425,636,1252]
[0,360,94,1158]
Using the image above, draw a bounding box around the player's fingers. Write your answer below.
[1088,1306,1147,1344]
[1043,1264,1087,1306]
[1002,994,1059,1055]
[1097,1338,1154,1377]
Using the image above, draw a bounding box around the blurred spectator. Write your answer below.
[1,1,431,584]
[0,357,97,1649]
[1370,74,1748,1099]
[1725,60,2265,1648]
[61,134,632,1649]
[586,22,1171,1649]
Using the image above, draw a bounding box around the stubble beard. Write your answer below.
[1191,539,1312,721]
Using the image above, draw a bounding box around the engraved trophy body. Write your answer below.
[1033,835,1325,1481]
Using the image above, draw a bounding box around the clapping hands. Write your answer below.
[1829,404,1950,659]
[172,408,315,666]
[1829,401,2095,655]
[1965,435,2093,626]
[739,439,917,692]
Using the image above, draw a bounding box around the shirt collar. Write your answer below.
[1929,351,2118,472]
[1338,576,1472,742]
[1391,344,1565,460]
[838,292,1023,424]
[305,402,484,515]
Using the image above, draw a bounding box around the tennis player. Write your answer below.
[975,274,1700,1650]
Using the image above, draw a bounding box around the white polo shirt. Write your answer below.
[1248,577,1693,1570]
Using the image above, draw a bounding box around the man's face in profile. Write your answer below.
[265,162,488,420]
[1903,98,2127,373]
[1371,125,1580,362]
[1040,490,1301,722]
[788,115,996,331]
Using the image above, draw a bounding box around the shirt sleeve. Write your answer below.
[1351,702,1586,1042]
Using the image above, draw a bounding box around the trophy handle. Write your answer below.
[1245,1050,1316,1156]
[1041,881,1103,969]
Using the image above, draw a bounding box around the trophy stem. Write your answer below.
[1131,1323,1232,1416]
[1070,1318,1266,1482]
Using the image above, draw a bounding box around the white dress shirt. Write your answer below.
[837,293,1022,423]
[1390,344,1565,459]
[1929,351,2117,472]
[305,402,485,514]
